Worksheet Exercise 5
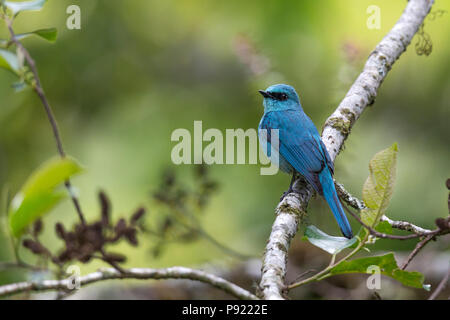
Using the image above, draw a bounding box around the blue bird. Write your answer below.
[258,84,353,239]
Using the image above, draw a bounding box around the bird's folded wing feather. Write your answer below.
[259,110,330,194]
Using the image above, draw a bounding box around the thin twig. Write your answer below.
[400,234,435,270]
[0,266,259,300]
[0,261,46,272]
[342,202,439,240]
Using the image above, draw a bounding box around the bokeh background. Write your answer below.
[0,0,449,299]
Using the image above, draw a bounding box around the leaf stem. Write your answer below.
[288,233,369,290]
[3,15,86,225]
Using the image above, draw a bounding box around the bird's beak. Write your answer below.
[258,90,272,99]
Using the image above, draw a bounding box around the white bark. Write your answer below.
[259,0,435,299]
[0,267,258,300]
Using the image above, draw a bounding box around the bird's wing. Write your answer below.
[260,110,329,194]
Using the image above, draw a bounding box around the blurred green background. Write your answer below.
[0,0,449,295]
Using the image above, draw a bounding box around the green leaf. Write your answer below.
[0,49,19,73]
[12,81,27,92]
[328,253,425,289]
[9,191,65,237]
[21,157,83,197]
[304,225,357,255]
[16,28,57,43]
[361,143,398,227]
[374,220,393,234]
[5,0,47,15]
[8,157,83,237]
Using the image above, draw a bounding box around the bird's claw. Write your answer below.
[280,189,293,202]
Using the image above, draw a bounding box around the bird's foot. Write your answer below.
[279,188,293,202]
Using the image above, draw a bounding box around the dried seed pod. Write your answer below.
[58,250,71,263]
[32,220,43,236]
[55,223,66,239]
[130,208,146,224]
[78,252,92,263]
[22,239,48,255]
[99,191,111,227]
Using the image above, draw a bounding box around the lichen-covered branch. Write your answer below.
[428,264,450,300]
[381,215,433,235]
[259,179,313,299]
[259,0,435,300]
[0,266,258,300]
[336,182,436,236]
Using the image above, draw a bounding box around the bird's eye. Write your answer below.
[270,92,288,101]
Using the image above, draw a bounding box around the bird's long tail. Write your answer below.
[319,168,353,239]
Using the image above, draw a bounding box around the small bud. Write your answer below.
[103,252,126,263]
[435,217,449,230]
[115,218,127,235]
[22,239,47,255]
[55,223,66,239]
[125,228,138,246]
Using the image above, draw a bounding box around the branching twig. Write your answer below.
[342,203,444,240]
[337,181,436,236]
[335,182,366,211]
[259,0,435,299]
[0,266,259,300]
[0,261,45,272]
[400,234,435,270]
[4,15,86,226]
[380,215,433,235]
[288,233,369,290]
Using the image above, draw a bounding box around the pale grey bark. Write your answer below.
[259,0,435,300]
[0,266,258,300]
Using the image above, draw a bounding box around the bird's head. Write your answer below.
[259,84,302,112]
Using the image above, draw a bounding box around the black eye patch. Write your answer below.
[269,92,288,101]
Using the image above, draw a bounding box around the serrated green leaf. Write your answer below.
[8,157,83,237]
[9,191,65,237]
[5,0,47,15]
[0,49,19,74]
[304,225,357,255]
[21,157,83,197]
[16,28,57,43]
[329,253,425,289]
[361,143,398,227]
